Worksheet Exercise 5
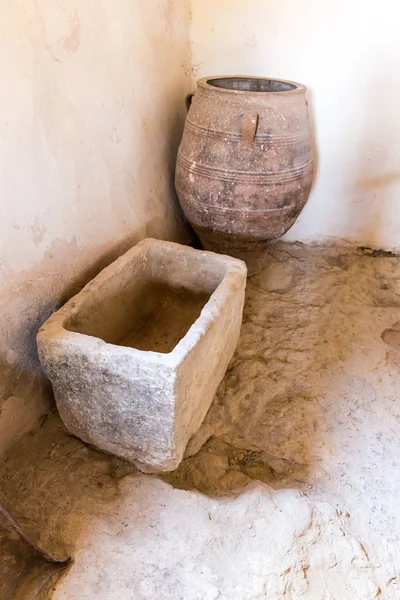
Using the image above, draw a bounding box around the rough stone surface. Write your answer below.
[1,242,400,599]
[37,239,247,472]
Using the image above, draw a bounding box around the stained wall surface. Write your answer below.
[0,0,192,452]
[190,0,400,248]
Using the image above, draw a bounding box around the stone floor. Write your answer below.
[1,242,400,599]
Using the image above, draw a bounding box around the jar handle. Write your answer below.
[185,93,194,113]
[241,113,259,149]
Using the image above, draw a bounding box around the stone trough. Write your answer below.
[37,239,246,472]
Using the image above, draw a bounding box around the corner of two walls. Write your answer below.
[5,0,399,454]
[0,0,194,454]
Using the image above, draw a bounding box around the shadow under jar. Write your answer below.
[175,76,314,276]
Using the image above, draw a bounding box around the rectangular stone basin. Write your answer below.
[37,239,247,472]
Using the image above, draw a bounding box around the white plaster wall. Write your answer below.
[190,0,400,249]
[0,0,192,452]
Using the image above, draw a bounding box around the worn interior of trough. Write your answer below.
[67,280,210,353]
[64,245,224,354]
[2,1,400,599]
[64,255,213,353]
[120,283,211,353]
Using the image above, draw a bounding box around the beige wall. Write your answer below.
[190,0,400,249]
[4,0,399,452]
[0,0,192,451]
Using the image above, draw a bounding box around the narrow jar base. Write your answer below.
[193,226,277,277]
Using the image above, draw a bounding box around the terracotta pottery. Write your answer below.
[175,76,314,275]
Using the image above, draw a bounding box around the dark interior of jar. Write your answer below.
[207,77,297,92]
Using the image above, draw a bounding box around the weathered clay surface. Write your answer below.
[175,76,314,275]
[37,239,247,472]
[1,242,399,599]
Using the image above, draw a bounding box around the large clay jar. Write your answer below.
[175,76,314,275]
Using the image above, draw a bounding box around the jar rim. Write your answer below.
[198,75,306,95]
